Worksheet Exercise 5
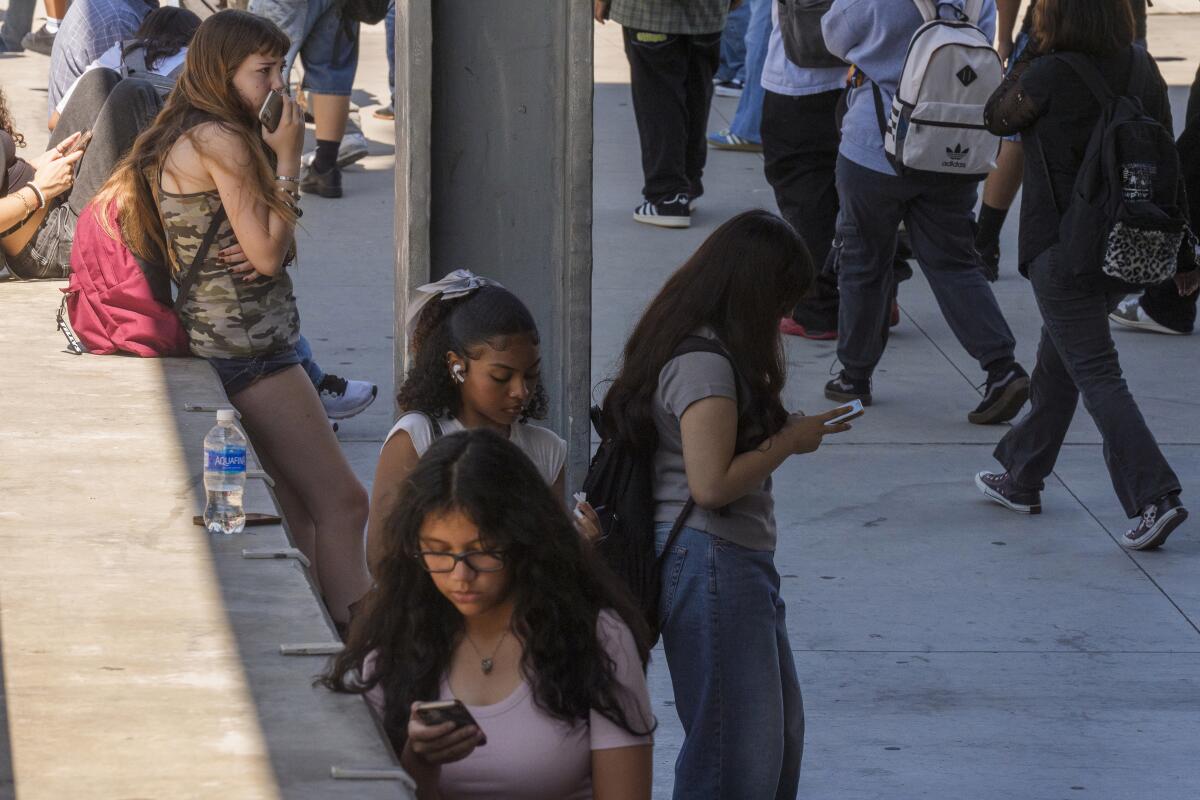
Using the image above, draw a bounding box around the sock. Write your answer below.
[314,139,339,173]
[44,17,61,33]
[975,203,1009,250]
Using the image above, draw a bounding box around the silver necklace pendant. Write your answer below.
[481,657,494,675]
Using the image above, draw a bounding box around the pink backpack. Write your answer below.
[58,200,225,357]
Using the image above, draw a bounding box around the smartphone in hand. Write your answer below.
[825,399,865,427]
[64,129,93,156]
[414,700,486,745]
[258,90,285,133]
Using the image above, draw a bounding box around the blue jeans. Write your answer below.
[728,0,770,143]
[385,1,396,107]
[715,0,750,84]
[294,334,325,387]
[655,524,804,799]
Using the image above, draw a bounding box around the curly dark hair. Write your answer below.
[0,86,26,149]
[321,429,655,753]
[396,284,549,422]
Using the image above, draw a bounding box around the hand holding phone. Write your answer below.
[405,700,486,771]
[258,90,285,133]
[64,129,93,156]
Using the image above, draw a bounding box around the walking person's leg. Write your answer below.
[726,0,769,145]
[298,0,359,197]
[230,365,372,624]
[0,0,36,51]
[762,89,841,338]
[830,156,907,399]
[1028,249,1183,538]
[1118,281,1197,334]
[904,178,1027,423]
[714,1,749,85]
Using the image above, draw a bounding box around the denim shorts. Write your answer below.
[251,0,359,95]
[208,346,302,397]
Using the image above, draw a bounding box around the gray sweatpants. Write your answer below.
[832,155,1016,380]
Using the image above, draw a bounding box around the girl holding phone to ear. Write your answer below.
[367,273,598,574]
[599,210,852,799]
[325,429,655,800]
[92,10,370,628]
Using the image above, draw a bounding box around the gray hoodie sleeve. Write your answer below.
[821,0,864,64]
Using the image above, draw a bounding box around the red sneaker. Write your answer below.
[780,317,837,340]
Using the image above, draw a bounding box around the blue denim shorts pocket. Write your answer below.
[208,347,302,397]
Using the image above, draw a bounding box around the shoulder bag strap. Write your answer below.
[655,497,696,566]
[171,204,227,313]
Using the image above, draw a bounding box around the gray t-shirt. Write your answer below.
[652,334,777,551]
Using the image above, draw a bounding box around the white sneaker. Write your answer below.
[1108,297,1186,335]
[318,375,378,420]
[301,131,370,169]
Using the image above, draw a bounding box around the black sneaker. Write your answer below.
[633,194,690,229]
[300,163,343,198]
[979,242,1000,282]
[20,24,55,56]
[968,361,1030,425]
[975,471,1042,514]
[1122,494,1188,551]
[824,371,872,405]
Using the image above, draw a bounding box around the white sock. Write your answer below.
[44,17,61,33]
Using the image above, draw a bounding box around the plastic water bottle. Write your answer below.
[203,409,247,535]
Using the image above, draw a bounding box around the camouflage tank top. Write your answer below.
[158,188,300,359]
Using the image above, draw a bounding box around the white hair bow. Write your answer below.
[404,269,503,341]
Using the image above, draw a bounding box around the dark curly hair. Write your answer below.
[321,429,655,753]
[396,284,549,422]
[0,86,25,149]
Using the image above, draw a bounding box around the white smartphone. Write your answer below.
[825,399,865,427]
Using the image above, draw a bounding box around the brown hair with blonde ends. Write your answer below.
[93,10,294,261]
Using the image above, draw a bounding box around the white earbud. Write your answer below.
[452,364,466,384]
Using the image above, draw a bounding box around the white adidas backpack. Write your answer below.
[873,0,1002,178]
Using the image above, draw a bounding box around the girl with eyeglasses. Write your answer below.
[325,429,655,800]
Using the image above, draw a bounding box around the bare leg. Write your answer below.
[43,0,69,19]
[311,93,350,142]
[252,444,320,595]
[230,365,370,624]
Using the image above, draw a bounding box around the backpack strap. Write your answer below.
[171,205,228,313]
[654,497,695,568]
[1054,53,1116,107]
[120,41,150,78]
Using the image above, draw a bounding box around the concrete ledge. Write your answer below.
[0,281,408,799]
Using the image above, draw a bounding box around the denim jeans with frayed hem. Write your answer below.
[655,524,804,800]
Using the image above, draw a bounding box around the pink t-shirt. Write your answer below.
[365,610,653,800]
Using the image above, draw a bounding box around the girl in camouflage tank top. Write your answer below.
[91,11,372,630]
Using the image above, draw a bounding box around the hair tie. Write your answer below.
[404,269,503,342]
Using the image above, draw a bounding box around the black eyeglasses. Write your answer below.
[415,550,507,573]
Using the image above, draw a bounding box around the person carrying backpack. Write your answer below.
[820,0,1031,424]
[977,0,1197,550]
[598,210,855,799]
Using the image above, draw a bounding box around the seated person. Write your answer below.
[51,6,203,130]
[2,71,164,279]
[323,429,655,800]
[48,0,156,127]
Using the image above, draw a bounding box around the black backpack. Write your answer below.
[778,0,845,70]
[119,42,185,99]
[582,336,760,644]
[338,0,389,25]
[1042,50,1196,290]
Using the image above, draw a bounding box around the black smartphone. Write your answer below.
[414,700,486,744]
[258,90,285,133]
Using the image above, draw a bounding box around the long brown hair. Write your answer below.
[0,86,25,150]
[601,210,812,450]
[93,10,294,260]
[1035,0,1135,56]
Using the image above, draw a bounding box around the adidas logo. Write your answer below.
[942,143,970,169]
[956,66,977,87]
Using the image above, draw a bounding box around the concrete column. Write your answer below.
[393,1,594,488]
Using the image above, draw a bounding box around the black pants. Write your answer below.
[761,88,842,330]
[1139,280,1196,333]
[995,246,1180,517]
[622,28,720,203]
[8,70,163,278]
